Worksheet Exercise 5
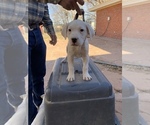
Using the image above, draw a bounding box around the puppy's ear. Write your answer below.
[61,23,68,39]
[86,23,95,39]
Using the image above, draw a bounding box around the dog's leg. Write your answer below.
[31,95,45,125]
[82,56,92,81]
[67,56,75,81]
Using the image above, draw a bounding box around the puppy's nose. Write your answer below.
[72,38,77,43]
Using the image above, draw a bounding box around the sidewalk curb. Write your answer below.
[123,63,150,71]
[94,60,122,69]
[93,60,150,71]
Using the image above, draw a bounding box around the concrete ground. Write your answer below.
[43,32,150,124]
[123,37,150,125]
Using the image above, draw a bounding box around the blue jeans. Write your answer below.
[29,27,46,124]
[0,27,27,124]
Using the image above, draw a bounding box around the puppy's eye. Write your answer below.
[80,29,84,32]
[68,29,71,32]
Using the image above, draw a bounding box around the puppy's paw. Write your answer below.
[67,74,75,81]
[83,73,92,81]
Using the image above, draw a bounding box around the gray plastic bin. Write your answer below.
[44,58,116,125]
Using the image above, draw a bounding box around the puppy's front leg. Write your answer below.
[67,56,75,81]
[82,56,92,81]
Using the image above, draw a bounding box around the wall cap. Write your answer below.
[122,0,150,8]
[89,0,121,12]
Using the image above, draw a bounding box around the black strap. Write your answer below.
[74,9,85,22]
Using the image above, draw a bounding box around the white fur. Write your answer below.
[31,95,45,125]
[62,20,95,81]
[28,21,95,124]
[5,94,28,125]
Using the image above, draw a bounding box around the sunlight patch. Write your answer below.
[89,44,111,56]
[122,50,133,55]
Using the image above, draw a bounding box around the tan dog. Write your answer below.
[62,20,95,81]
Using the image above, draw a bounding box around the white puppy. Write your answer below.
[29,21,95,125]
[62,20,95,81]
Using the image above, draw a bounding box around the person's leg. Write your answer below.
[4,28,27,108]
[0,30,14,124]
[28,29,38,125]
[31,28,46,107]
[29,27,46,124]
[28,65,37,124]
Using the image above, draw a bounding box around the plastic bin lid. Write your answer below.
[47,58,113,102]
